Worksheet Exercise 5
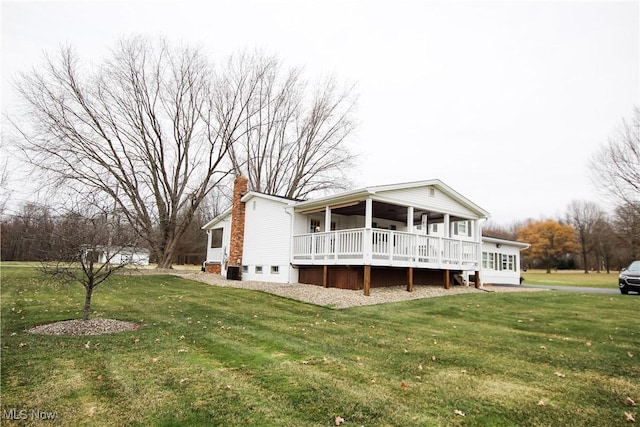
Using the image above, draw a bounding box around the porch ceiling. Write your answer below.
[331,201,449,223]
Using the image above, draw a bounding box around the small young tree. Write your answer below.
[42,206,141,321]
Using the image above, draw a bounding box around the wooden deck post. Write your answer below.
[364,265,371,296]
[323,265,328,288]
[407,267,413,292]
[444,269,451,289]
[474,270,481,289]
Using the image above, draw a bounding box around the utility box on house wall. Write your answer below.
[226,266,241,280]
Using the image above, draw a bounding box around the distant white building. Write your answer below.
[84,246,150,266]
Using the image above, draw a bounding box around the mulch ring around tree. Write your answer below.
[26,319,142,336]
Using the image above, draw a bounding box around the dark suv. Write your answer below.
[619,260,640,294]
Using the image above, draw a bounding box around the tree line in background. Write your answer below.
[484,199,640,273]
[0,201,211,265]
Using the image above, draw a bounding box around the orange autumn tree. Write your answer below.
[517,219,579,273]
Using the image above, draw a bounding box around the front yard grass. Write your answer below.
[1,266,638,426]
[521,269,620,289]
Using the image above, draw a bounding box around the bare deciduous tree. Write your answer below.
[0,136,11,215]
[590,107,640,204]
[613,201,640,262]
[591,215,617,273]
[11,41,360,267]
[12,37,237,268]
[565,200,605,273]
[223,52,358,199]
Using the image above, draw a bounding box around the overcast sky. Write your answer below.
[2,0,638,224]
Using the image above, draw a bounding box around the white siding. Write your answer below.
[293,211,310,235]
[242,197,294,283]
[376,187,479,218]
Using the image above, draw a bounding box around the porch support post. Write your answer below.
[324,206,331,232]
[474,270,481,289]
[407,267,413,292]
[364,265,371,296]
[364,198,373,264]
[444,269,451,289]
[444,214,450,238]
[407,207,414,233]
[323,265,329,288]
[476,219,483,272]
[324,206,332,260]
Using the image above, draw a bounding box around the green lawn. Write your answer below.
[522,270,620,288]
[1,265,638,426]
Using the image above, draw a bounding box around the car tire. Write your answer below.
[620,286,629,295]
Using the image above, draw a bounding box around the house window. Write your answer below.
[483,252,496,270]
[455,221,468,236]
[271,266,279,274]
[242,265,248,273]
[500,254,515,271]
[310,219,321,233]
[210,228,223,248]
[255,266,263,274]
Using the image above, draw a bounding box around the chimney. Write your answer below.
[228,175,248,278]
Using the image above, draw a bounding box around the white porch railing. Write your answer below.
[292,228,480,270]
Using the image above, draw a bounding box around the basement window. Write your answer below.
[242,265,248,273]
[271,266,279,274]
[255,266,263,274]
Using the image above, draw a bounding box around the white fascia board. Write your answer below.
[483,236,531,250]
[293,189,373,212]
[201,207,232,230]
[241,191,297,205]
[293,179,491,219]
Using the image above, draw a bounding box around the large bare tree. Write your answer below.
[223,52,358,199]
[12,37,236,268]
[590,107,640,204]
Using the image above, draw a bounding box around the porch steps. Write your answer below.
[453,273,467,287]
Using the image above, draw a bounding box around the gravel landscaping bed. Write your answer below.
[179,272,545,309]
[26,318,142,336]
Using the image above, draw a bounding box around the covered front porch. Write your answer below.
[291,194,486,295]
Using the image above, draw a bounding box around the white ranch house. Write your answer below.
[202,177,528,295]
